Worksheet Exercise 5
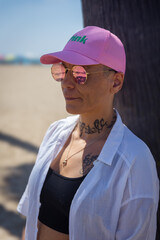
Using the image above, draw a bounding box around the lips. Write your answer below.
[63,90,81,100]
[65,96,79,100]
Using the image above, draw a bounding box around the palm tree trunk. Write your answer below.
[81,0,160,238]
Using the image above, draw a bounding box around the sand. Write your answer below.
[0,65,69,239]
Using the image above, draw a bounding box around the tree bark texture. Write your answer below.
[81,0,160,238]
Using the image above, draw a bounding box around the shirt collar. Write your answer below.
[98,109,124,166]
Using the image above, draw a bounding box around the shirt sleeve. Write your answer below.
[116,197,157,240]
[17,184,29,217]
[17,120,59,217]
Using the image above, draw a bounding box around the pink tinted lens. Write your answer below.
[72,66,87,84]
[51,64,65,82]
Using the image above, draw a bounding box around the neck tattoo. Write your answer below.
[79,115,116,137]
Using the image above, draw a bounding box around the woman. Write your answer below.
[18,26,159,240]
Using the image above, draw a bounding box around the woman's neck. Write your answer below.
[74,109,116,141]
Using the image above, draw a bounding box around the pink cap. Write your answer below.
[40,26,126,73]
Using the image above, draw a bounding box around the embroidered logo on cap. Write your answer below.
[69,35,88,44]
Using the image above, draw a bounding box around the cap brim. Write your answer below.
[40,50,99,65]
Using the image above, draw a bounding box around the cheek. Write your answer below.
[78,78,111,105]
[82,88,104,106]
[90,83,109,97]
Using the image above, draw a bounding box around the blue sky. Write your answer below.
[0,0,83,57]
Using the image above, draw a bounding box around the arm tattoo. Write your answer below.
[80,153,99,175]
[79,116,116,137]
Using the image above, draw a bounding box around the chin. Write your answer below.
[65,104,83,115]
[66,107,80,115]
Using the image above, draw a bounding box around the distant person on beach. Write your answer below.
[17,26,159,240]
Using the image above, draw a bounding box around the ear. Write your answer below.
[110,72,124,94]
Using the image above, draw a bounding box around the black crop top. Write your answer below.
[38,168,86,234]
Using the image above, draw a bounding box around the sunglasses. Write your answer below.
[51,63,117,85]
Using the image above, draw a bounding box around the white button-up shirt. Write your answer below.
[17,110,159,240]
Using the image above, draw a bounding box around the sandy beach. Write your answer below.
[0,65,69,239]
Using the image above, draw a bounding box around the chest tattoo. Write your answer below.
[80,153,99,175]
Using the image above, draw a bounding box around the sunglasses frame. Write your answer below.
[51,63,117,85]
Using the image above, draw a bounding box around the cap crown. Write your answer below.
[64,26,126,73]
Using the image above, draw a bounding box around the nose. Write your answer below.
[61,69,75,89]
